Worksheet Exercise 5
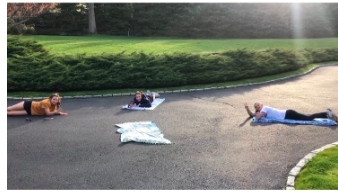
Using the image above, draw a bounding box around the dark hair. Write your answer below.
[49,93,61,109]
[135,91,147,100]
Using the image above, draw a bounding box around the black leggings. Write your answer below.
[145,95,153,103]
[285,109,327,121]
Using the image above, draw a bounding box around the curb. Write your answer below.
[285,141,338,190]
[7,63,338,101]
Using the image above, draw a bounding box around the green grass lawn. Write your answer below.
[295,146,338,190]
[16,35,338,55]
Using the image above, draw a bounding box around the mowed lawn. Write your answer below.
[18,35,338,55]
[295,146,338,190]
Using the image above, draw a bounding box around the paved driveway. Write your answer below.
[7,66,338,189]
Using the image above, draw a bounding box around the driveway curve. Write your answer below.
[7,66,338,189]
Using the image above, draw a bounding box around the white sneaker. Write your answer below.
[327,108,338,123]
[327,108,333,118]
[332,113,338,123]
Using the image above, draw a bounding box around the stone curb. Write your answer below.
[285,141,338,190]
[7,64,338,101]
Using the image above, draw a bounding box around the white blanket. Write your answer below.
[115,121,173,144]
[122,98,165,110]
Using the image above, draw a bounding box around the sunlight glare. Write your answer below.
[291,3,304,49]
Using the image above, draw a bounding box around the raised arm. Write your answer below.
[244,102,266,119]
[244,102,255,117]
[128,100,135,108]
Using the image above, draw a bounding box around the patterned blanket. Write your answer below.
[252,117,337,126]
[115,121,173,144]
[122,98,165,110]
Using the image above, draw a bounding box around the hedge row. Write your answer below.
[7,37,338,92]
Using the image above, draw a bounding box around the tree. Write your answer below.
[7,3,56,28]
[88,3,97,34]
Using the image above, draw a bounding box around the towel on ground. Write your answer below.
[252,117,337,126]
[122,98,165,110]
[115,121,173,144]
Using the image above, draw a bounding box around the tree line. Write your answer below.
[7,3,338,38]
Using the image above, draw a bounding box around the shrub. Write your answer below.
[7,37,338,92]
[24,26,36,35]
[7,36,49,58]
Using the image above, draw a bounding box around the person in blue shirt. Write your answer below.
[128,91,155,108]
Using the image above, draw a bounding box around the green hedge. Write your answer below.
[7,36,338,92]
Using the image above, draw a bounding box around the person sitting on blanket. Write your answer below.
[128,91,156,108]
[244,102,338,123]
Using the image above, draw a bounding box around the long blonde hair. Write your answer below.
[49,92,61,109]
[135,91,145,98]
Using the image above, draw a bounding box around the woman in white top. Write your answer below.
[244,102,338,123]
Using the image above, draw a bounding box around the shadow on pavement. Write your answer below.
[7,115,63,130]
[250,121,337,130]
[118,142,152,147]
[7,116,39,130]
[239,117,252,127]
[113,108,157,116]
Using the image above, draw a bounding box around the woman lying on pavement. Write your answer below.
[7,93,68,116]
[244,102,337,123]
[128,91,156,108]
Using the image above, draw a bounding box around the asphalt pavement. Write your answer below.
[7,66,338,189]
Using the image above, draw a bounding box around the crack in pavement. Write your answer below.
[183,93,236,108]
